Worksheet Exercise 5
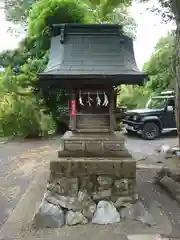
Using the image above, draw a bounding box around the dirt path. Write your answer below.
[0,134,178,229]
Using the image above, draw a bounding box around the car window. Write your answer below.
[146,97,167,109]
[167,99,175,110]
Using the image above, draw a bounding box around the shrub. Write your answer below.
[0,93,55,137]
[117,85,150,109]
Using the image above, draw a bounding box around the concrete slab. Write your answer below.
[127,234,169,240]
[137,164,163,170]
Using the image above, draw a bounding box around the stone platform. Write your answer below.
[50,158,136,178]
[33,157,137,228]
[49,157,136,201]
[33,131,137,228]
[58,131,131,158]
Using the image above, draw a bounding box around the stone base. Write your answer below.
[33,197,156,228]
[33,131,138,228]
[58,131,131,158]
[33,157,138,228]
[48,160,136,202]
[50,158,136,178]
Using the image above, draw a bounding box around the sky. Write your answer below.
[0,0,175,69]
[130,1,175,68]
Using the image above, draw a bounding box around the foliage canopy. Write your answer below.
[143,31,175,92]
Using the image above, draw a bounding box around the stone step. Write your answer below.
[77,115,109,127]
[76,129,111,133]
[77,121,108,125]
[76,125,109,129]
[77,120,109,125]
[77,119,109,129]
[77,117,109,122]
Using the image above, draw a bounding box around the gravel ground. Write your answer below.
[0,133,178,233]
[0,137,59,227]
[125,132,177,159]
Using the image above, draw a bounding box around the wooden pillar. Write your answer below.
[70,90,77,131]
[109,88,117,132]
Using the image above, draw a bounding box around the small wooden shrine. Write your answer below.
[39,23,146,157]
[35,24,147,228]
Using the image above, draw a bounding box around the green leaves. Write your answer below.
[4,0,37,24]
[4,0,132,25]
[27,0,94,52]
[0,49,55,138]
[99,0,131,19]
[118,31,176,110]
[0,67,55,137]
[28,0,94,38]
[143,31,175,92]
[0,93,55,137]
[111,6,137,38]
[117,85,150,109]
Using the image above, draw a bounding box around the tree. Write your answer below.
[139,0,180,146]
[117,85,150,109]
[4,0,37,26]
[4,0,136,40]
[118,31,176,109]
[28,0,94,49]
[0,66,55,137]
[143,31,175,92]
[108,6,137,38]
[4,0,131,26]
[173,1,180,147]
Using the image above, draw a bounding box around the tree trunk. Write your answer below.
[175,23,180,146]
[172,0,180,146]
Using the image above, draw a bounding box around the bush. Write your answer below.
[0,93,55,137]
[0,67,55,138]
[117,85,150,109]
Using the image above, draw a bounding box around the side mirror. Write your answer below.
[167,105,174,112]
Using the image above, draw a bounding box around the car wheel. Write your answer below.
[126,129,134,135]
[142,122,160,140]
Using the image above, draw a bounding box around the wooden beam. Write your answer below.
[70,90,77,131]
[109,89,117,132]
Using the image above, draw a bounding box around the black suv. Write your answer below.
[122,91,177,140]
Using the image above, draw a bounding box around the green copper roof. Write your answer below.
[38,24,147,86]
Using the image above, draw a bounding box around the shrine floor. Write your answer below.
[0,134,179,240]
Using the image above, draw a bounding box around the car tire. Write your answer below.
[142,122,160,140]
[126,129,134,135]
